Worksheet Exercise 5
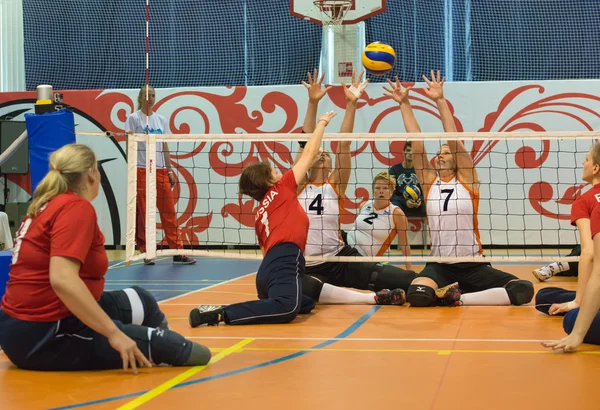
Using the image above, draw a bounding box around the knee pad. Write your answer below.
[302,275,323,302]
[505,280,534,306]
[124,286,167,328]
[122,324,208,366]
[370,263,417,292]
[407,285,437,307]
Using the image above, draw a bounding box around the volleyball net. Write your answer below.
[120,130,595,265]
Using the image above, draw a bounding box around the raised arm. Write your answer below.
[295,70,332,165]
[330,70,368,197]
[383,77,436,186]
[393,208,412,270]
[292,111,336,185]
[423,70,478,186]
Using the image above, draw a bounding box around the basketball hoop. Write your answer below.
[313,0,353,27]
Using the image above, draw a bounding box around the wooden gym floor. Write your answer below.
[1,252,598,410]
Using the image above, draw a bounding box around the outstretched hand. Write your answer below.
[382,76,412,104]
[318,111,337,126]
[542,332,585,353]
[302,69,332,103]
[108,330,153,375]
[341,70,368,104]
[422,69,446,101]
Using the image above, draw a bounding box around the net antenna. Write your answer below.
[314,0,353,27]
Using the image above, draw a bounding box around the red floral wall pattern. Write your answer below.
[1,80,599,247]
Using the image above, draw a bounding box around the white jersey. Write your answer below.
[124,110,168,169]
[346,200,400,256]
[298,181,344,265]
[426,176,482,258]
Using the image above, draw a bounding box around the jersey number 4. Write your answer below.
[309,194,325,215]
[441,188,454,212]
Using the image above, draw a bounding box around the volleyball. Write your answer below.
[403,184,421,201]
[361,42,396,76]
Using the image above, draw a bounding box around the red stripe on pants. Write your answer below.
[136,167,182,253]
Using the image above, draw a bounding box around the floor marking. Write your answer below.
[115,339,254,410]
[180,336,567,343]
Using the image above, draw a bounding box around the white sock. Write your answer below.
[318,283,375,305]
[460,288,511,306]
[548,262,569,274]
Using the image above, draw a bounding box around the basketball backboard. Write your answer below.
[291,0,386,26]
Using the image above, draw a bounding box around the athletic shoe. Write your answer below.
[374,288,406,305]
[174,255,197,265]
[144,259,155,266]
[532,265,555,282]
[189,305,225,327]
[436,282,463,307]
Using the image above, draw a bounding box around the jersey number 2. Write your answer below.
[441,189,454,212]
[309,194,325,215]
[363,212,378,225]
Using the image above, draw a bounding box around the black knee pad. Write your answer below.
[126,286,167,328]
[302,275,323,302]
[505,280,534,306]
[370,263,417,292]
[122,324,203,366]
[407,284,437,307]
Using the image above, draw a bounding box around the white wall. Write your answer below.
[0,0,25,92]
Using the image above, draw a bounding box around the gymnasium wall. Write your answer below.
[0,79,598,248]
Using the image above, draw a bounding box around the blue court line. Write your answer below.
[49,306,380,410]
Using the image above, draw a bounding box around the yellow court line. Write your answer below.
[116,338,254,410]
[205,346,600,355]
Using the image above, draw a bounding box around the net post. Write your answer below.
[125,133,138,265]
[145,133,157,260]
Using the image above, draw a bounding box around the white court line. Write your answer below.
[105,284,253,287]
[158,272,257,304]
[181,336,550,343]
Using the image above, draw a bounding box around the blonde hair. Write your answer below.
[27,144,97,217]
[137,85,155,111]
[372,171,396,191]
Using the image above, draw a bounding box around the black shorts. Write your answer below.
[419,262,518,293]
[305,245,415,291]
[0,291,161,371]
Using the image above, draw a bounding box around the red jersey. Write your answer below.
[571,183,600,227]
[1,192,109,322]
[255,170,309,254]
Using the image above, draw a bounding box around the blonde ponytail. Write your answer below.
[27,144,97,217]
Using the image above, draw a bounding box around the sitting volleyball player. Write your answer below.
[543,203,600,351]
[295,70,416,301]
[0,144,210,373]
[385,71,534,307]
[535,144,600,316]
[533,245,580,281]
[345,171,412,270]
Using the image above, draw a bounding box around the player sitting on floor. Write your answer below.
[386,70,534,307]
[294,70,416,304]
[535,144,600,316]
[533,245,580,282]
[344,171,412,270]
[543,202,600,351]
[0,144,210,373]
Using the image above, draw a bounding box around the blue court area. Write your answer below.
[104,258,261,301]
